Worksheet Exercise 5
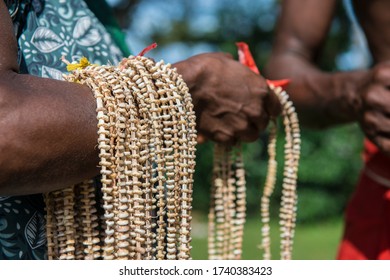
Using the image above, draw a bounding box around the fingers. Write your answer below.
[221,52,234,59]
[372,62,390,86]
[213,131,236,146]
[207,93,271,133]
[223,113,262,142]
[364,131,390,156]
[239,74,282,127]
[361,110,390,154]
[359,64,390,154]
[197,113,236,145]
[239,86,282,132]
[240,102,270,132]
[186,51,282,145]
[371,136,390,156]
[362,85,390,113]
[361,110,390,136]
[197,111,264,145]
[196,88,279,145]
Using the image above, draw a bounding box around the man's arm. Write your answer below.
[265,0,368,128]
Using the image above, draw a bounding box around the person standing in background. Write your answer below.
[265,0,390,259]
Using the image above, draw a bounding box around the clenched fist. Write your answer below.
[174,52,281,145]
[359,61,390,154]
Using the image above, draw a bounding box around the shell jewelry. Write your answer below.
[208,84,301,260]
[44,54,197,260]
[43,44,300,261]
[208,41,301,261]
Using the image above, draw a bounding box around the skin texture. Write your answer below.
[174,53,281,145]
[265,0,390,154]
[0,2,280,195]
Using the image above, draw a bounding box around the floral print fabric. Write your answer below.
[0,0,124,259]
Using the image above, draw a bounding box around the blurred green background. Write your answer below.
[109,0,366,259]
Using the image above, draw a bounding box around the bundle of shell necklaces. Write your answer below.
[44,52,197,260]
[208,43,301,260]
[44,44,300,261]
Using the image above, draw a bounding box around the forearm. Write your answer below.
[0,70,99,195]
[265,52,368,128]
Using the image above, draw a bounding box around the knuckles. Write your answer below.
[213,131,235,146]
[190,52,279,145]
[371,62,390,83]
[362,85,390,112]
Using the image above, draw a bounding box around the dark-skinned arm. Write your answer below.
[265,0,368,129]
[266,0,390,153]
[0,1,100,195]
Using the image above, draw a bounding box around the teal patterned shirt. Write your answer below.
[0,0,127,259]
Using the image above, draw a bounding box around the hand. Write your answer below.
[174,52,281,145]
[359,61,390,154]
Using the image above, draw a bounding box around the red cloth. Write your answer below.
[337,139,390,259]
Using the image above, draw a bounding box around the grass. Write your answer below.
[190,214,344,260]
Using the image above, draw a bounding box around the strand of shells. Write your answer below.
[208,145,246,260]
[208,85,300,260]
[44,55,197,260]
[274,85,300,260]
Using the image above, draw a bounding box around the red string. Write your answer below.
[236,42,290,89]
[236,42,260,74]
[137,42,158,56]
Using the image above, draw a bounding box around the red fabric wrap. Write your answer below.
[337,139,390,259]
